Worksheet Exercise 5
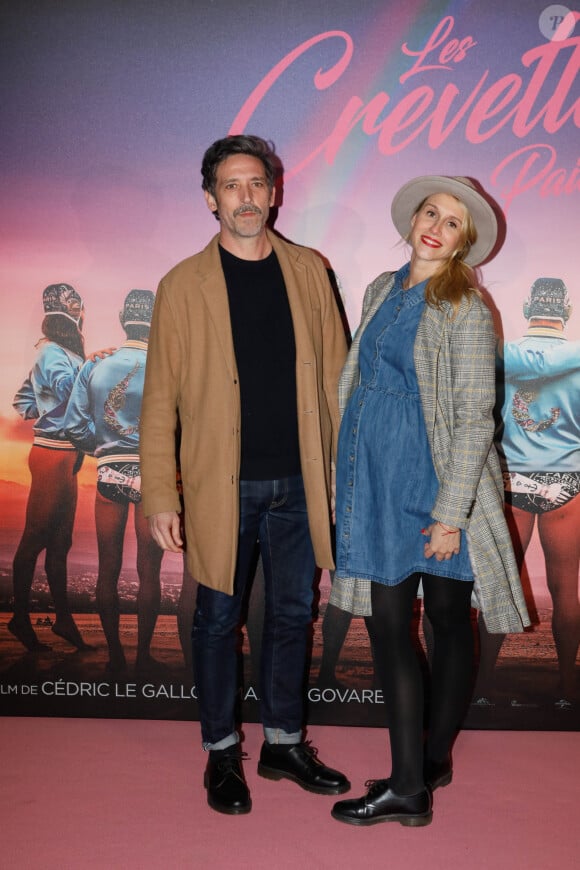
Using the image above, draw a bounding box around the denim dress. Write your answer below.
[335,265,473,587]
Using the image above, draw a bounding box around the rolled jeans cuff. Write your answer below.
[203,732,239,752]
[263,727,301,745]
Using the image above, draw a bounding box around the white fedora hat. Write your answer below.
[391,175,499,266]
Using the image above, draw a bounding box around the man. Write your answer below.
[65,290,164,674]
[140,135,349,814]
[483,277,580,708]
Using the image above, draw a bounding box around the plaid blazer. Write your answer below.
[330,271,530,633]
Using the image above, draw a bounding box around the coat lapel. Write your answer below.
[197,236,238,377]
[269,231,311,355]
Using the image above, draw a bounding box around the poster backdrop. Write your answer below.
[1,0,578,728]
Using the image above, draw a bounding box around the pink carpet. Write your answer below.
[2,717,577,869]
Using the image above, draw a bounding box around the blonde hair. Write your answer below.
[410,195,479,313]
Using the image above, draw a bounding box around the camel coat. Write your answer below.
[329,271,530,633]
[140,231,348,594]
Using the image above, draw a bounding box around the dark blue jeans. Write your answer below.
[193,475,316,748]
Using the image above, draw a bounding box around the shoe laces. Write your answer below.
[214,750,249,780]
[298,741,316,757]
[293,742,322,765]
[364,778,390,797]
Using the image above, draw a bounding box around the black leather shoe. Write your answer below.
[424,756,453,791]
[204,748,251,815]
[331,779,432,827]
[258,741,350,795]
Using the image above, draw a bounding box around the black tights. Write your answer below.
[367,573,474,795]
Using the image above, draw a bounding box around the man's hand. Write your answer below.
[148,511,184,552]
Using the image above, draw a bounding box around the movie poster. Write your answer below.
[1,0,578,728]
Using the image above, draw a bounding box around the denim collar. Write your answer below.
[393,263,426,307]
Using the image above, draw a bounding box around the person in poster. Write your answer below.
[64,289,164,676]
[329,176,530,828]
[495,278,580,709]
[140,135,349,815]
[10,283,92,652]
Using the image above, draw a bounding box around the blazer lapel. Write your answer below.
[415,301,451,446]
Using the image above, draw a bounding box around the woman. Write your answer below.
[330,176,530,827]
[10,283,91,652]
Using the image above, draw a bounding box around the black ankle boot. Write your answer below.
[204,747,251,815]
